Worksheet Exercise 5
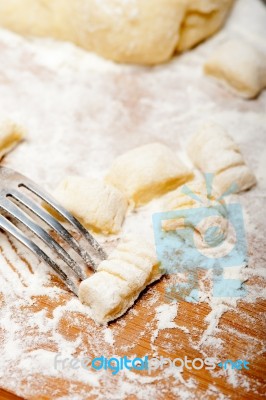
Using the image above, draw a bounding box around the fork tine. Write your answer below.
[9,189,97,269]
[0,214,78,295]
[1,199,87,281]
[19,182,107,260]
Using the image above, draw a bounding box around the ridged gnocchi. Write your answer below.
[78,235,161,324]
[162,180,229,250]
[187,124,256,194]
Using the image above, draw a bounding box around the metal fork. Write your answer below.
[0,166,107,295]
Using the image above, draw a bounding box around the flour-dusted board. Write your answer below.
[0,0,265,399]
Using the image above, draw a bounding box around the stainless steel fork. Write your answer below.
[0,166,107,295]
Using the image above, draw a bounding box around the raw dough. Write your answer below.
[78,235,161,324]
[187,123,256,193]
[177,0,234,52]
[50,176,128,234]
[0,120,25,160]
[204,38,266,99]
[0,0,234,65]
[163,180,228,249]
[105,142,193,206]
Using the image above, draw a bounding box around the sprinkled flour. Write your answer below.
[0,0,265,399]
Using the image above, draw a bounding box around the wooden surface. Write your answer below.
[0,0,266,398]
[0,262,265,399]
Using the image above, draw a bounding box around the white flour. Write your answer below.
[0,0,265,399]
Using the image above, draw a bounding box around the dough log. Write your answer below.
[0,0,234,65]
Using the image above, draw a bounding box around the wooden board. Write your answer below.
[0,0,266,398]
[0,273,265,399]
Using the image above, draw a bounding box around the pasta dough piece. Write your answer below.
[0,0,234,65]
[50,176,128,234]
[78,235,161,324]
[163,180,228,244]
[105,143,193,206]
[177,0,234,52]
[161,179,238,263]
[187,124,256,194]
[0,120,25,160]
[204,38,266,99]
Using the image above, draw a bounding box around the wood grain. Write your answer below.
[0,269,265,399]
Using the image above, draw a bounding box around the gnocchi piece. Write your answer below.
[163,180,228,245]
[187,124,256,194]
[0,120,25,160]
[105,143,193,206]
[204,38,266,99]
[51,176,128,234]
[78,235,161,324]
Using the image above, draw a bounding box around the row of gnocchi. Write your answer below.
[50,122,256,236]
[0,120,256,324]
[61,123,255,324]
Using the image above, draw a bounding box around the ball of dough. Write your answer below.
[0,119,25,160]
[0,0,234,65]
[105,142,193,206]
[50,176,128,234]
[204,38,266,99]
[187,123,256,194]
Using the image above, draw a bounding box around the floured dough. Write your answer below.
[0,120,25,160]
[163,180,228,249]
[187,123,256,194]
[50,176,128,234]
[105,142,193,206]
[0,0,234,65]
[177,0,234,53]
[161,178,240,266]
[78,235,161,324]
[204,38,266,99]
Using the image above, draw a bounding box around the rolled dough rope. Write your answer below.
[0,0,234,65]
[204,38,266,99]
[47,176,128,234]
[187,123,256,194]
[78,235,162,324]
[105,142,193,206]
[0,120,25,160]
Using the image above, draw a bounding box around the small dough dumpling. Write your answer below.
[105,143,193,206]
[0,120,25,160]
[161,180,237,262]
[187,123,256,194]
[204,38,266,99]
[78,235,161,324]
[163,180,228,241]
[164,179,226,214]
[51,176,128,234]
